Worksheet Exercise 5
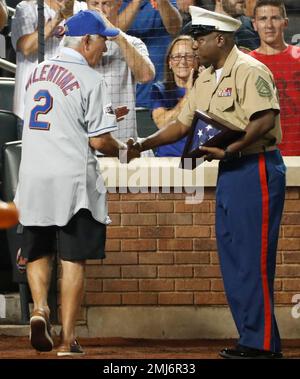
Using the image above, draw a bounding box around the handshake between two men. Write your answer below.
[120,138,143,164]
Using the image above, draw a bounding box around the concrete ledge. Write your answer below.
[1,306,299,339]
[99,157,300,188]
[87,306,300,339]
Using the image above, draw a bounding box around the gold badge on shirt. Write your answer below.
[217,88,232,97]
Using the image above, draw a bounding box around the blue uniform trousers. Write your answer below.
[215,150,286,352]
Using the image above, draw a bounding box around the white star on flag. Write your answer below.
[189,119,222,152]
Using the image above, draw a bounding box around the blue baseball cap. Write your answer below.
[65,10,120,37]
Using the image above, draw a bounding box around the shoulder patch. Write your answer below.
[104,104,115,115]
[255,76,272,98]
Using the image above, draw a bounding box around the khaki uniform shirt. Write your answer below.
[178,46,282,155]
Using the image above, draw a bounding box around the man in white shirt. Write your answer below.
[15,10,139,356]
[87,0,155,143]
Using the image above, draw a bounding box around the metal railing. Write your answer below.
[7,6,15,16]
[0,58,16,73]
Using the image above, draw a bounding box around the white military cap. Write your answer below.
[189,6,242,34]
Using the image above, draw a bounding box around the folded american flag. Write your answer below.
[189,118,221,153]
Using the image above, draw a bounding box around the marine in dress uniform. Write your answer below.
[131,6,286,359]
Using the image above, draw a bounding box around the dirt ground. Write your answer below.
[0,336,300,359]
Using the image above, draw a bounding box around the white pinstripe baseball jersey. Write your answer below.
[15,47,117,226]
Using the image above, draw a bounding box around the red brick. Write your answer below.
[194,213,215,225]
[274,292,296,304]
[175,226,210,238]
[283,252,300,263]
[103,279,138,292]
[122,214,157,226]
[108,193,120,201]
[104,252,138,265]
[85,279,102,292]
[276,266,300,277]
[210,201,216,212]
[281,214,300,225]
[283,279,300,291]
[139,201,174,213]
[275,280,282,291]
[158,239,193,251]
[210,252,220,264]
[194,239,217,251]
[108,202,121,213]
[278,239,300,251]
[110,214,121,225]
[283,226,300,237]
[194,266,222,278]
[158,193,186,200]
[122,266,157,278]
[195,292,227,305]
[285,189,300,199]
[175,201,210,213]
[122,293,158,305]
[121,193,156,201]
[284,200,300,212]
[158,214,193,225]
[203,189,216,200]
[105,240,121,252]
[122,239,157,251]
[85,293,121,305]
[86,265,120,278]
[139,226,174,239]
[139,253,174,265]
[175,279,210,291]
[276,252,282,264]
[107,227,138,239]
[158,292,193,305]
[174,252,210,264]
[139,279,174,291]
[109,202,138,213]
[210,279,225,291]
[158,266,193,278]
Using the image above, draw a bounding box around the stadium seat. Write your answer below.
[136,107,158,138]
[2,141,58,324]
[0,78,15,112]
[0,110,18,187]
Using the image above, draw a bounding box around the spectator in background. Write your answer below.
[118,0,182,108]
[150,35,200,156]
[250,0,300,155]
[11,0,86,138]
[215,0,260,51]
[177,0,213,28]
[0,0,8,31]
[87,0,155,146]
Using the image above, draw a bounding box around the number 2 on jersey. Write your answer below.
[29,90,53,130]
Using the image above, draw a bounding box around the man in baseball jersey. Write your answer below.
[11,0,87,138]
[14,10,139,356]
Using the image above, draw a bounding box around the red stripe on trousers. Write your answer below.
[258,154,271,351]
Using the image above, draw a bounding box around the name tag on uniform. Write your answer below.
[217,88,232,97]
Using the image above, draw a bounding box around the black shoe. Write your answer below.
[219,344,283,359]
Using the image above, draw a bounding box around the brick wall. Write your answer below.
[82,187,300,311]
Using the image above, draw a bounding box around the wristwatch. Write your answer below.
[223,148,242,161]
